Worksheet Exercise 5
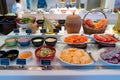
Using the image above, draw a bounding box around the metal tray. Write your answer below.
[0,35,120,70]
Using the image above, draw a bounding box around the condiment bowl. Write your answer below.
[45,37,57,46]
[4,49,19,61]
[19,51,33,62]
[18,37,31,47]
[5,37,17,47]
[31,37,44,47]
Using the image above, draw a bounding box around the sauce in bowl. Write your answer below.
[45,38,56,42]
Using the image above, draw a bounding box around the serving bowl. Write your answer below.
[45,37,57,46]
[31,37,44,47]
[35,46,56,61]
[0,50,6,58]
[18,37,31,47]
[16,16,36,29]
[36,20,44,25]
[19,51,33,62]
[5,37,17,47]
[4,49,19,61]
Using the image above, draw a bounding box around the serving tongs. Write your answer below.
[88,52,96,63]
[0,43,5,50]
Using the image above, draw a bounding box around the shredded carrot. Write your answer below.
[19,51,32,59]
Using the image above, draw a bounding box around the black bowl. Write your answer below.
[58,20,65,25]
[45,37,57,46]
[31,37,44,47]
[4,49,19,61]
[0,50,6,58]
[0,16,4,23]
[6,19,15,23]
[36,20,44,24]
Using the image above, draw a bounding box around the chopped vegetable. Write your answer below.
[19,51,32,59]
[37,47,55,57]
[64,35,88,43]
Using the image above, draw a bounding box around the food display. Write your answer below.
[35,46,56,60]
[1,11,120,71]
[59,48,92,65]
[99,48,120,64]
[63,35,89,44]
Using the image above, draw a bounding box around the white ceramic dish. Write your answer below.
[60,34,91,45]
[98,47,120,65]
[57,50,93,66]
[93,34,118,45]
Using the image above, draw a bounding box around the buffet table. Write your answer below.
[1,24,120,80]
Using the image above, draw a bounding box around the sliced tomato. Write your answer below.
[109,36,118,42]
[101,35,111,42]
[94,34,106,42]
[105,34,118,42]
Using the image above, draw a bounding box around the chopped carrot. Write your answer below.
[64,35,88,43]
[19,51,32,59]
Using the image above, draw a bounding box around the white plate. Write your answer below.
[60,34,91,45]
[98,47,120,65]
[57,51,93,66]
[93,34,118,44]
